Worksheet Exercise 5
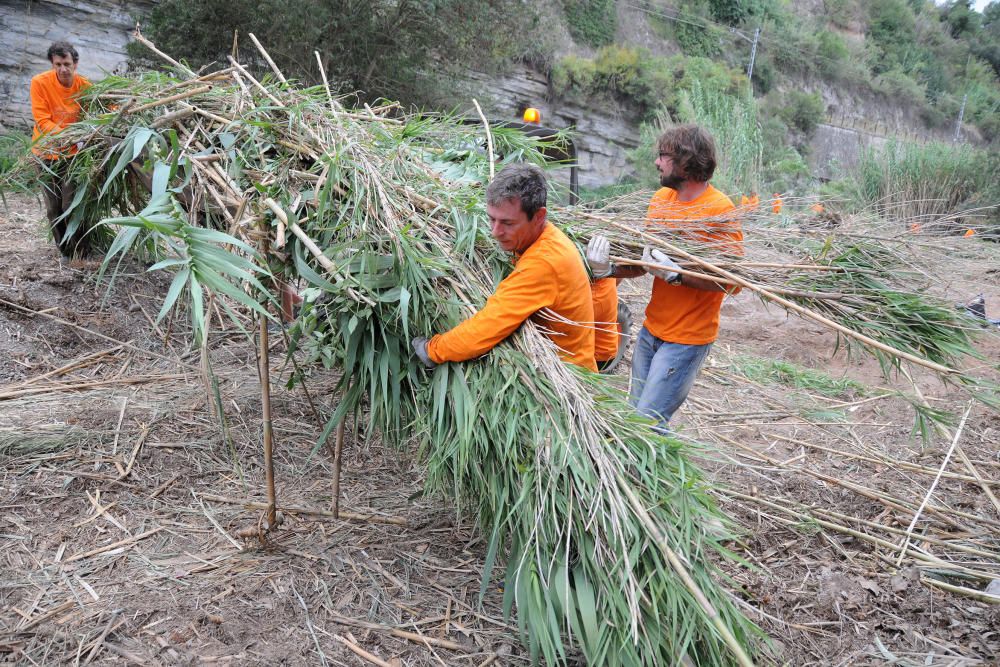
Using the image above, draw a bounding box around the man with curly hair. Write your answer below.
[586,124,743,429]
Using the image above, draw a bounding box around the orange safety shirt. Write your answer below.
[591,277,619,362]
[643,185,743,345]
[427,222,597,371]
[30,69,90,158]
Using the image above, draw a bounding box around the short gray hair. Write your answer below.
[486,164,547,218]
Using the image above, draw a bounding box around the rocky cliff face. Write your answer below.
[808,123,887,181]
[0,0,157,130]
[468,65,643,190]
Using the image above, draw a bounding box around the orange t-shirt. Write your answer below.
[591,277,619,362]
[30,69,91,158]
[427,222,597,371]
[643,185,743,345]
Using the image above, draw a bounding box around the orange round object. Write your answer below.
[522,107,541,124]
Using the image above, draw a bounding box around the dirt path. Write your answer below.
[2,194,999,665]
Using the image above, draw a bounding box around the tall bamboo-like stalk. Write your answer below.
[258,308,277,527]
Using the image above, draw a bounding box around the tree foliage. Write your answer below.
[136,0,540,105]
[561,0,617,48]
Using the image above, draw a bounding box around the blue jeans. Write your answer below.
[630,326,712,431]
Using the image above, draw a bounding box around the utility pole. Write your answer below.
[746,26,761,89]
[953,93,967,143]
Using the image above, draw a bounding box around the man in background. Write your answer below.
[31,41,91,257]
[587,124,743,429]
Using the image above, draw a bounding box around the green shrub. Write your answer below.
[824,0,857,29]
[778,91,825,136]
[872,68,927,106]
[550,49,745,119]
[867,0,917,73]
[593,45,646,97]
[848,138,1000,231]
[550,54,598,95]
[664,55,746,113]
[562,0,617,48]
[0,132,30,177]
[677,81,763,196]
[763,146,812,194]
[138,0,539,105]
[817,30,849,76]
[708,0,766,25]
[674,21,723,57]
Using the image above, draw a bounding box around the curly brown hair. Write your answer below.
[657,124,717,183]
[47,41,79,64]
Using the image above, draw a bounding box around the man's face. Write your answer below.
[655,151,685,190]
[50,53,77,87]
[488,197,546,254]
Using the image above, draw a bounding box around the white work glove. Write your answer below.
[411,336,437,369]
[586,235,613,279]
[642,246,682,285]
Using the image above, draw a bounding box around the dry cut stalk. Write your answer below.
[894,402,974,566]
[334,635,394,667]
[247,32,287,83]
[63,527,163,563]
[132,27,195,77]
[198,493,408,526]
[605,219,960,376]
[258,310,278,527]
[921,576,1000,604]
[128,85,213,114]
[331,417,346,518]
[471,98,495,180]
[616,257,846,300]
[327,613,467,651]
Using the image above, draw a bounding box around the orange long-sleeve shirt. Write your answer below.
[427,222,597,371]
[643,185,743,345]
[30,69,90,158]
[591,277,619,363]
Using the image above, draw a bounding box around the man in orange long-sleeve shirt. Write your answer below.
[31,41,91,256]
[588,125,742,429]
[411,164,597,371]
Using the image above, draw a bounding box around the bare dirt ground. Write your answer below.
[2,192,999,666]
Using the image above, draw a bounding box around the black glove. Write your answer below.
[411,336,437,369]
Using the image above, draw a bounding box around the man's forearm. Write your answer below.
[679,273,734,292]
[612,265,647,280]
